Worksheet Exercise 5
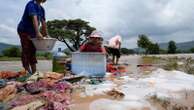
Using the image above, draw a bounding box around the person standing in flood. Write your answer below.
[106,35,122,65]
[17,0,48,74]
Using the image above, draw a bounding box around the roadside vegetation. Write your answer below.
[142,56,194,74]
[0,46,52,61]
[137,34,194,54]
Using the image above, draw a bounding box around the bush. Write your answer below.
[2,46,21,57]
[190,48,194,53]
[43,52,52,59]
[36,52,52,60]
[168,41,177,54]
[184,57,194,74]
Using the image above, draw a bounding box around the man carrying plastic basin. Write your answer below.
[17,0,47,74]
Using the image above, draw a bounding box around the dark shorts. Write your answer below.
[105,46,121,58]
[18,32,37,68]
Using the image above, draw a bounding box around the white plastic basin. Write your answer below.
[71,52,107,77]
[31,38,57,52]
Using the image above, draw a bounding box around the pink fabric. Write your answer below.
[42,91,70,102]
[41,91,70,110]
[24,80,72,94]
[8,95,39,107]
[52,82,72,93]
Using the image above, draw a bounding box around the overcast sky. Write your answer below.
[0,0,194,48]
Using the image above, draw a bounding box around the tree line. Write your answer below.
[0,46,52,59]
[46,19,194,55]
[1,19,194,57]
[137,34,194,54]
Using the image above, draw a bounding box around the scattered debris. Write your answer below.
[106,89,125,99]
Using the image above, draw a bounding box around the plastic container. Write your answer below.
[71,52,106,77]
[31,38,57,52]
[52,48,67,73]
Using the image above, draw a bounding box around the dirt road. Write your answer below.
[0,60,52,72]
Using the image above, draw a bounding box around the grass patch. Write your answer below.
[142,56,161,64]
[162,58,178,71]
[142,56,194,74]
[184,57,194,74]
[0,57,21,61]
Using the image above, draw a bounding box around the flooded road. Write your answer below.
[119,55,142,73]
[0,56,143,73]
[0,60,52,72]
[0,54,193,73]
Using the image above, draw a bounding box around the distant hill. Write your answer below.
[159,41,194,51]
[0,43,20,54]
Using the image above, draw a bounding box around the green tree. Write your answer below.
[148,43,160,54]
[137,34,160,54]
[47,19,96,52]
[137,34,152,50]
[168,41,177,54]
[190,48,194,53]
[2,46,21,57]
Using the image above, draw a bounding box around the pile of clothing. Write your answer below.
[0,70,26,79]
[0,81,17,102]
[0,71,72,110]
[107,64,127,76]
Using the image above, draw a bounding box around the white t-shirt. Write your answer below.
[108,35,122,49]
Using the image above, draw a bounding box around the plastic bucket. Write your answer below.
[71,52,106,77]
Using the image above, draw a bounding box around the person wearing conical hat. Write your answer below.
[80,31,106,53]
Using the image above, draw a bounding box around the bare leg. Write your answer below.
[31,64,36,74]
[24,65,32,74]
[113,55,116,64]
[116,57,119,65]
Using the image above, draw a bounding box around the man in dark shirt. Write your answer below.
[17,0,47,74]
